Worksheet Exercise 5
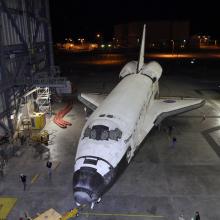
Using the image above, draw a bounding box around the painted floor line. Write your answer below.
[0,197,17,219]
[54,161,61,171]
[80,212,164,218]
[31,174,40,184]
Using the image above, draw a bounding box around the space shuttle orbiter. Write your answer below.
[72,24,205,208]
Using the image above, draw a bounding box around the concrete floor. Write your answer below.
[2,58,220,220]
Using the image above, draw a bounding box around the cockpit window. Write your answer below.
[90,129,97,139]
[91,125,109,140]
[84,127,91,138]
[109,128,122,141]
[83,125,122,141]
[101,130,108,140]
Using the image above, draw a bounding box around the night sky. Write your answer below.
[49,0,220,42]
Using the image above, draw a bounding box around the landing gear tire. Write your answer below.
[91,202,95,209]
[97,197,101,204]
[76,202,81,207]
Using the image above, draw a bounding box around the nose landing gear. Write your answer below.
[90,197,101,209]
[91,202,95,209]
[97,197,101,203]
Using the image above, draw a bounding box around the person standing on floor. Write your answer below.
[195,211,200,220]
[20,174,27,191]
[0,160,5,177]
[201,114,206,122]
[171,137,177,147]
[46,160,52,178]
[178,213,185,220]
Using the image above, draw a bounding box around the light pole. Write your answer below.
[78,38,84,47]
[171,40,175,55]
[96,33,102,46]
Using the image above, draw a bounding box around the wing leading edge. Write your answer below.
[139,97,205,140]
[153,97,205,125]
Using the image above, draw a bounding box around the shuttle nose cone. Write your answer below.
[74,191,91,204]
[73,167,105,205]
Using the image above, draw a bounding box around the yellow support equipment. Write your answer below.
[30,112,46,130]
[60,208,78,220]
[31,130,49,145]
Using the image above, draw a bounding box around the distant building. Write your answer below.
[114,21,190,49]
[190,34,219,48]
[57,42,98,51]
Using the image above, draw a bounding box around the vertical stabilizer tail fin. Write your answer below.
[137,24,146,73]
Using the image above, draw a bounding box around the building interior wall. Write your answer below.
[0,0,54,135]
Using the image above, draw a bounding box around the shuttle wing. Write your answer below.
[78,93,107,111]
[137,97,205,144]
[150,97,205,126]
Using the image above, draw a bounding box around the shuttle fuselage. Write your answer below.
[72,25,205,207]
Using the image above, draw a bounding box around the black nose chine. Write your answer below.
[73,167,105,204]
